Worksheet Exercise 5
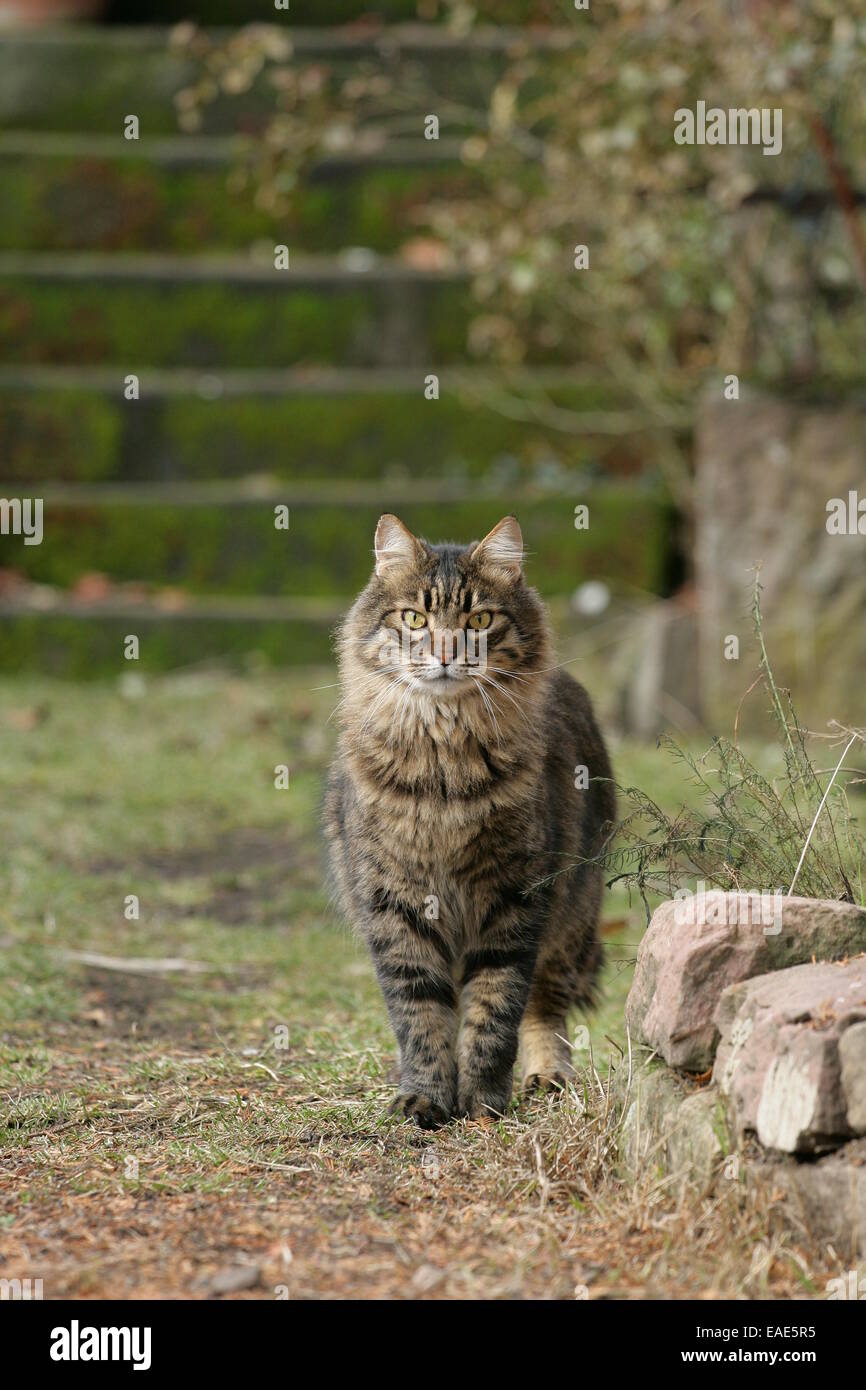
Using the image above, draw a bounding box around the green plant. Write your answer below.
[597,578,865,919]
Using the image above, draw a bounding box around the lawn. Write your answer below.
[0,670,840,1299]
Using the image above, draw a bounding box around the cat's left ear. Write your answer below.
[374,514,423,576]
[472,515,524,578]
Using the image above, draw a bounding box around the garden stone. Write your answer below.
[616,1055,725,1190]
[757,1139,866,1262]
[626,893,866,1071]
[839,1020,866,1133]
[714,956,866,1152]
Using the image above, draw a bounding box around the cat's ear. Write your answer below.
[472,515,524,578]
[374,514,423,576]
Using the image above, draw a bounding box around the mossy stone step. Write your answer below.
[0,136,479,255]
[0,577,595,683]
[109,2,559,24]
[3,488,673,600]
[0,256,471,369]
[0,25,565,135]
[0,372,658,486]
[0,604,334,676]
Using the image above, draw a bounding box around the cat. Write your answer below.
[324,513,615,1128]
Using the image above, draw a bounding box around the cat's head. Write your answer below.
[338,514,551,705]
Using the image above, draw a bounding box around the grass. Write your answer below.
[0,669,849,1299]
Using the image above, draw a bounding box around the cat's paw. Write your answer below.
[388,1092,451,1130]
[522,1071,568,1096]
[458,1089,510,1122]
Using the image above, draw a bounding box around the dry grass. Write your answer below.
[1,1034,835,1300]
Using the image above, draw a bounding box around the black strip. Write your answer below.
[462,946,535,984]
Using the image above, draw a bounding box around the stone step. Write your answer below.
[0,578,592,680]
[0,252,471,369]
[108,2,555,23]
[111,2,424,23]
[0,484,672,601]
[0,595,338,675]
[0,133,477,255]
[0,365,662,487]
[0,24,573,135]
[0,250,465,284]
[0,130,465,167]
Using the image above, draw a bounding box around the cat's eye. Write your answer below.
[402,609,427,629]
[468,610,492,630]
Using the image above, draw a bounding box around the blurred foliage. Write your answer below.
[170,0,866,508]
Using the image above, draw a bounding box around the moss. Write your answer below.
[0,393,120,483]
[294,164,482,253]
[0,159,272,255]
[0,38,198,137]
[10,489,672,599]
[0,271,601,368]
[0,277,472,369]
[0,157,480,256]
[0,383,654,487]
[162,388,637,483]
[0,614,331,678]
[110,2,559,22]
[0,279,419,369]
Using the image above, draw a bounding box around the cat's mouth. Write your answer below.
[414,666,474,693]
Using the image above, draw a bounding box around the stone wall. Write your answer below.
[620,891,866,1258]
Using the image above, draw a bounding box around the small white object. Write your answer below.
[572,581,610,617]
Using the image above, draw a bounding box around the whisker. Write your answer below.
[326,664,406,726]
[356,673,406,745]
[474,678,503,747]
[474,671,531,728]
[388,674,418,748]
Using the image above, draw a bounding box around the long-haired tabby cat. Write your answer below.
[324,514,615,1128]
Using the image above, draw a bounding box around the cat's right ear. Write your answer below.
[374,514,422,576]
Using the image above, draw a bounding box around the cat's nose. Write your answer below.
[432,633,455,666]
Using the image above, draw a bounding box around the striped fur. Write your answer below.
[324,515,615,1127]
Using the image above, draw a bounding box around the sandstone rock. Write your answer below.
[714,956,866,1152]
[665,1089,727,1188]
[616,1056,725,1190]
[839,1020,866,1133]
[626,893,866,1071]
[756,1138,866,1262]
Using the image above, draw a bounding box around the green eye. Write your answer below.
[402,609,427,629]
[468,610,492,630]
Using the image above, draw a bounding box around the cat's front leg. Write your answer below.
[365,899,458,1128]
[457,928,538,1120]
